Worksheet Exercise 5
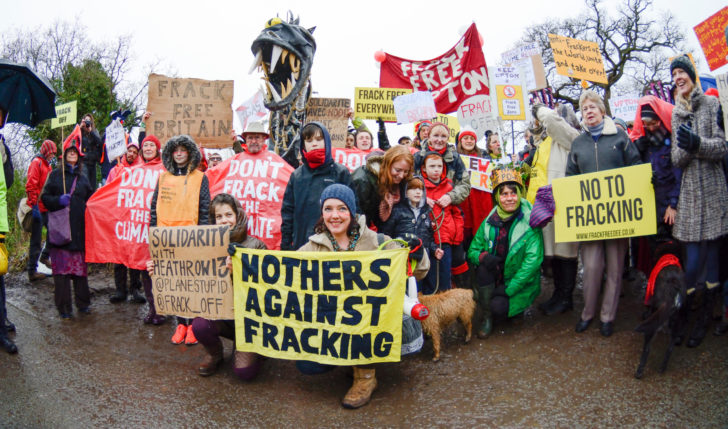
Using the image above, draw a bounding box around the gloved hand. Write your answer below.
[407,237,424,261]
[478,252,503,269]
[228,243,238,256]
[59,194,71,207]
[376,117,386,131]
[31,205,41,221]
[676,123,700,153]
[633,135,649,153]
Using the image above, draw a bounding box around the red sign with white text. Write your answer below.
[85,160,166,269]
[694,7,728,71]
[205,150,293,250]
[379,23,489,114]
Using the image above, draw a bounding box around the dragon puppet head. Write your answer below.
[250,13,316,110]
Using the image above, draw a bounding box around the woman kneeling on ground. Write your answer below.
[296,184,428,409]
[191,193,267,379]
[468,167,543,336]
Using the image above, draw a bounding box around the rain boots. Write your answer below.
[687,282,719,348]
[540,258,578,316]
[110,264,128,303]
[198,340,224,376]
[476,284,493,339]
[341,367,377,409]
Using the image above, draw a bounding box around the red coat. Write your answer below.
[460,188,493,237]
[25,156,52,212]
[424,173,464,245]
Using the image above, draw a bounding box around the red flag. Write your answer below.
[379,23,489,114]
[206,150,294,250]
[85,160,166,269]
[331,148,369,172]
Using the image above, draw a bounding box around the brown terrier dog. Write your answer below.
[418,289,475,362]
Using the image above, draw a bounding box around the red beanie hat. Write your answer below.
[458,129,477,143]
[142,134,161,151]
[705,88,719,98]
[40,140,57,157]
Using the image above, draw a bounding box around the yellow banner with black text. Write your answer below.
[233,248,408,365]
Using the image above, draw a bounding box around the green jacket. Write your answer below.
[467,199,543,317]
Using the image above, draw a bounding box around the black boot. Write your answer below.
[545,258,577,315]
[0,333,17,354]
[129,270,146,303]
[110,264,128,303]
[687,284,718,348]
[539,258,563,314]
[476,284,493,339]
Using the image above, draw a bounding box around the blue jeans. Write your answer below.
[683,240,720,288]
[419,244,452,295]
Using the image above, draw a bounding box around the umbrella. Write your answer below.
[0,59,57,128]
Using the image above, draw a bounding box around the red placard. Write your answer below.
[694,7,728,71]
[379,23,489,114]
[205,150,294,250]
[85,160,166,269]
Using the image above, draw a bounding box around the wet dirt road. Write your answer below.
[1,269,726,428]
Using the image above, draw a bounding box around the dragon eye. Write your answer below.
[266,17,282,28]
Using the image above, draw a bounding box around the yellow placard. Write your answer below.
[50,101,77,129]
[553,164,656,243]
[233,247,408,365]
[460,154,495,191]
[548,34,608,84]
[495,85,526,121]
[435,113,460,143]
[354,87,412,122]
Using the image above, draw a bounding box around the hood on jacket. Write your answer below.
[161,135,202,174]
[363,151,384,178]
[629,95,674,141]
[299,121,333,169]
[403,175,428,210]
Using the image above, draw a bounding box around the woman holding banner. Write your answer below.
[669,56,728,348]
[565,90,641,337]
[41,135,94,319]
[352,145,414,230]
[296,184,428,409]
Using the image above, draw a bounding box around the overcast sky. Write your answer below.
[2,0,724,150]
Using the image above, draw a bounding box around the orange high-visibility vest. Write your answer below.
[155,169,204,227]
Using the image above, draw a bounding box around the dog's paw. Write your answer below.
[634,367,644,379]
[432,356,440,362]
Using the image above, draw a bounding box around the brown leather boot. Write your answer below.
[198,341,223,377]
[341,367,377,409]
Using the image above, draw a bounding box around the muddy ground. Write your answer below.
[1,267,726,428]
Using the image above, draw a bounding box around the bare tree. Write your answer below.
[519,0,688,113]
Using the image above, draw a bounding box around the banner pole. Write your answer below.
[511,121,515,156]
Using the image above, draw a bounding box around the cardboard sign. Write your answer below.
[492,67,526,121]
[460,154,495,192]
[233,247,407,365]
[553,164,656,243]
[104,119,126,161]
[548,34,607,84]
[149,225,232,320]
[501,43,540,65]
[716,73,728,132]
[379,23,490,114]
[609,95,641,122]
[205,150,294,250]
[393,91,437,124]
[435,113,460,143]
[305,98,351,148]
[457,94,499,138]
[693,7,728,71]
[235,90,268,132]
[513,55,548,92]
[50,101,77,129]
[332,148,369,172]
[85,161,166,269]
[354,87,412,122]
[146,73,234,149]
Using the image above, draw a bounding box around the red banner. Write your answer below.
[332,148,368,172]
[693,7,728,71]
[379,23,489,114]
[85,161,166,269]
[205,150,293,250]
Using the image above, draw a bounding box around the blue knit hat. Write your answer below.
[320,184,357,215]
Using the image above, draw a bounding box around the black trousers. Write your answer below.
[27,212,49,273]
[53,275,90,314]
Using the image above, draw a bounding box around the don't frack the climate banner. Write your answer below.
[552,164,656,243]
[233,247,408,365]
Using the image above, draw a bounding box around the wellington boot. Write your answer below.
[109,291,127,303]
[687,286,717,348]
[198,341,223,376]
[539,258,563,314]
[543,258,577,316]
[342,367,377,409]
[476,284,493,339]
[129,289,146,304]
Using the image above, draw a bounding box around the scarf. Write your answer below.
[588,122,604,141]
[645,254,681,305]
[433,144,448,155]
[303,148,326,169]
[494,185,523,219]
[378,190,400,222]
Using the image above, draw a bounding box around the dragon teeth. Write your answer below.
[249,50,262,75]
[270,45,283,73]
[281,49,289,64]
[267,81,281,101]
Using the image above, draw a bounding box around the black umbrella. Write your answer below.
[0,59,57,128]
